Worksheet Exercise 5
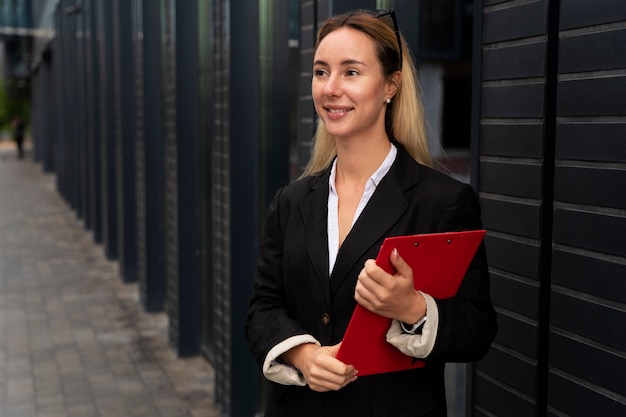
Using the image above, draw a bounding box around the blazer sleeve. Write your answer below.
[244,188,314,368]
[426,182,497,363]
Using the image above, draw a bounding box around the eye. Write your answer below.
[346,69,359,76]
[313,68,328,77]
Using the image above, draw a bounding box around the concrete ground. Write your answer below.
[0,141,221,417]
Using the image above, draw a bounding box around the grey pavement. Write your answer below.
[0,141,221,417]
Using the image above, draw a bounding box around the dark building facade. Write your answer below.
[21,0,626,416]
[475,0,626,416]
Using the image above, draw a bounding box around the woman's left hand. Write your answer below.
[355,248,426,324]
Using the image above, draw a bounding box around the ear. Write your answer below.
[386,70,401,99]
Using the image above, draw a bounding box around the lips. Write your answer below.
[325,106,354,119]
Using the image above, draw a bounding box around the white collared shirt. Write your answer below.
[327,144,397,274]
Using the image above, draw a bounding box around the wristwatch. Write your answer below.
[400,316,427,335]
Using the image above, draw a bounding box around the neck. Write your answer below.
[335,136,391,184]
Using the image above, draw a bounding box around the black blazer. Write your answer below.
[245,146,497,417]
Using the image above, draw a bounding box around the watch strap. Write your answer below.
[400,316,427,335]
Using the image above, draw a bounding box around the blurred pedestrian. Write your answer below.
[12,116,25,159]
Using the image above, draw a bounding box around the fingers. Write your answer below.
[298,344,357,392]
[355,249,417,318]
[307,357,357,392]
[326,343,341,357]
[358,259,388,289]
[389,248,413,280]
[356,255,402,305]
[354,264,379,309]
[360,249,414,291]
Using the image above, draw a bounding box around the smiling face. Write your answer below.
[312,27,398,142]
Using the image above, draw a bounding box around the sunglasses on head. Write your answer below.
[361,9,403,69]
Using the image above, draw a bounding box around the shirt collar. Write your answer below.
[329,143,397,192]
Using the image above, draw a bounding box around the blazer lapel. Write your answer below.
[329,147,421,291]
[300,170,332,303]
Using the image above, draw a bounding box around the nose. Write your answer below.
[323,73,341,97]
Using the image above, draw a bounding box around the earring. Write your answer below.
[385,98,391,104]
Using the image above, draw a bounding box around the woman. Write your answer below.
[245,9,497,416]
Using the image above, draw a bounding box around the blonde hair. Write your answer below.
[302,10,432,177]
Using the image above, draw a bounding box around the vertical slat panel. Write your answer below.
[113,0,138,283]
[228,3,261,416]
[99,0,118,260]
[85,0,103,244]
[475,0,551,414]
[211,0,231,413]
[134,0,147,307]
[550,1,626,413]
[140,0,166,312]
[76,5,89,226]
[160,0,179,352]
[174,0,201,357]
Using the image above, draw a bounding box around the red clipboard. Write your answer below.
[336,229,486,376]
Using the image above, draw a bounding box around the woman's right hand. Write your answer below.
[281,343,358,392]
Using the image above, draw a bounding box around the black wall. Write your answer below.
[136,0,166,313]
[474,0,626,415]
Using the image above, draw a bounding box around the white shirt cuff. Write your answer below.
[262,334,320,386]
[386,292,439,358]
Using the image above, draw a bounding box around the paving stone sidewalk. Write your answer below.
[0,145,221,417]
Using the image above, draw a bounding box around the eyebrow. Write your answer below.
[313,59,367,67]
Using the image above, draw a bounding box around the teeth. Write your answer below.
[328,108,350,113]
